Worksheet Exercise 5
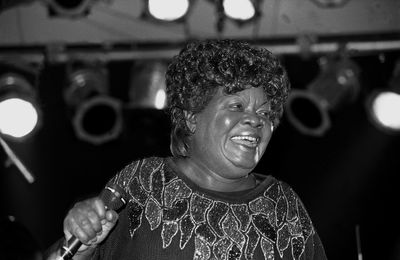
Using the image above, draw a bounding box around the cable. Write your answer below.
[0,134,35,183]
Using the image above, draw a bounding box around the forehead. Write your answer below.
[217,86,269,103]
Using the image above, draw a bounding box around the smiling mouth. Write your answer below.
[231,135,259,148]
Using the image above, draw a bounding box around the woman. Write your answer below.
[49,39,327,260]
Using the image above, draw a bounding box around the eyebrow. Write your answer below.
[223,93,270,104]
[259,99,271,108]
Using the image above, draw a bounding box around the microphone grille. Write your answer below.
[100,184,128,211]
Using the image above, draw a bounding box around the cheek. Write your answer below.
[260,128,273,149]
[216,113,239,132]
[219,117,234,131]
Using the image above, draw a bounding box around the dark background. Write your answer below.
[1,49,400,260]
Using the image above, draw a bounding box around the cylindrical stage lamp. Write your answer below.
[142,0,192,23]
[0,72,41,140]
[128,60,168,110]
[286,56,360,136]
[366,59,400,134]
[64,66,123,145]
[46,0,95,17]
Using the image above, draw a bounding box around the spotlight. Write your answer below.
[286,56,360,136]
[64,65,123,145]
[366,60,400,133]
[142,0,192,22]
[0,73,41,139]
[222,0,260,23]
[128,60,167,110]
[211,0,262,33]
[47,0,96,18]
[213,0,262,28]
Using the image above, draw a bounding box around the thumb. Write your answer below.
[91,210,118,247]
[102,210,118,232]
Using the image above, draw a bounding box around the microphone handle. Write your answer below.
[58,185,127,260]
[59,236,82,260]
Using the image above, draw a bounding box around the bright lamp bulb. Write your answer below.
[154,89,166,109]
[0,98,39,138]
[370,91,400,130]
[148,0,189,21]
[223,0,255,21]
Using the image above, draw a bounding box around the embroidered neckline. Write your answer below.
[111,157,315,260]
[165,157,275,204]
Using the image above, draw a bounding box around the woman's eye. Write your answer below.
[229,103,243,111]
[257,110,270,118]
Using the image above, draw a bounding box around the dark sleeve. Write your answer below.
[302,229,328,260]
[312,231,328,260]
[279,180,328,260]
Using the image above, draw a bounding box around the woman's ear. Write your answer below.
[183,110,196,134]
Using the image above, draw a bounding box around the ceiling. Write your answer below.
[0,0,399,52]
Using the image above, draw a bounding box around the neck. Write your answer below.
[172,157,256,192]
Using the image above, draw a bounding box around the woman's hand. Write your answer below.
[63,197,118,255]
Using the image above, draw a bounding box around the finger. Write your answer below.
[86,208,102,234]
[76,215,97,242]
[65,216,93,244]
[91,198,107,220]
[77,198,104,233]
[105,210,118,224]
[63,217,73,240]
[74,225,91,244]
[64,201,99,242]
[101,210,118,235]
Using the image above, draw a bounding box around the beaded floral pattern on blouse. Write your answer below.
[109,158,314,260]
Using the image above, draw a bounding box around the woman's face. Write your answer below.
[189,86,274,180]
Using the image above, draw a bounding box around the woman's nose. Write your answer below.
[242,112,263,128]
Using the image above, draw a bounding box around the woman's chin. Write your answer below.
[226,153,258,171]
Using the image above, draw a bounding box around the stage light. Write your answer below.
[286,56,360,136]
[64,65,123,145]
[216,0,262,25]
[211,0,263,33]
[142,0,192,22]
[128,60,167,110]
[222,0,257,21]
[366,60,400,133]
[0,73,40,139]
[47,0,96,18]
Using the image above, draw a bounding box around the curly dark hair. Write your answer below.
[166,39,290,157]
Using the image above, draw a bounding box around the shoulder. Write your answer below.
[255,174,304,207]
[249,175,325,258]
[120,156,165,176]
[256,175,316,240]
[107,156,166,189]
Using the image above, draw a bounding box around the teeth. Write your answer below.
[231,136,258,143]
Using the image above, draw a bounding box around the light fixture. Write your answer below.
[222,0,260,23]
[366,59,400,134]
[211,0,263,33]
[0,72,41,140]
[64,64,123,145]
[47,0,96,18]
[309,0,351,8]
[285,56,360,136]
[128,60,168,110]
[142,0,193,23]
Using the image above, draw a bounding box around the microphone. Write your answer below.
[58,184,128,260]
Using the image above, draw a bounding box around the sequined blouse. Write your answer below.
[93,157,327,260]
